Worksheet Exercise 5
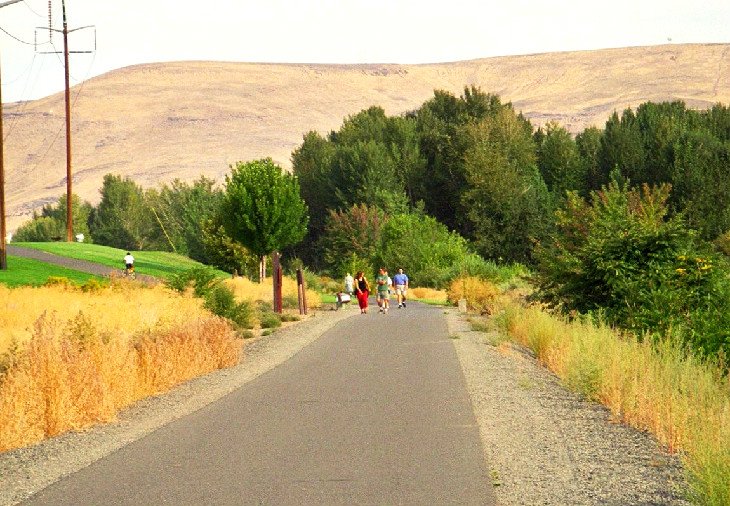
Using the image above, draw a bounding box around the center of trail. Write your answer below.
[23,302,496,505]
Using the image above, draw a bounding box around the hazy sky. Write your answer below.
[1,0,728,103]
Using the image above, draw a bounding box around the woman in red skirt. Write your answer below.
[354,271,370,314]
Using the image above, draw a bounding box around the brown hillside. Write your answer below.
[3,43,729,231]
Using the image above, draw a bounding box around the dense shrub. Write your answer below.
[258,312,282,329]
[535,179,730,356]
[166,266,219,297]
[203,284,254,330]
[167,267,252,329]
[374,212,474,288]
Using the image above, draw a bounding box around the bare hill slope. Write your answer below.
[3,43,729,231]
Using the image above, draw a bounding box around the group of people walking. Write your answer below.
[344,268,409,314]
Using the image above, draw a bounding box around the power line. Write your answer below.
[3,53,43,142]
[21,0,43,17]
[0,24,33,45]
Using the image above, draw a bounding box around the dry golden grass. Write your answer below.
[0,282,208,355]
[500,301,730,504]
[409,287,448,303]
[0,281,241,452]
[224,275,322,309]
[447,277,500,314]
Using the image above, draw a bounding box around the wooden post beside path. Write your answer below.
[272,252,282,313]
[296,269,308,315]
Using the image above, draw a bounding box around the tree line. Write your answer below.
[13,160,307,280]
[292,87,730,267]
[13,86,730,355]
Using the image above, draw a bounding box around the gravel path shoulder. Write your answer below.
[446,308,689,505]
[0,307,357,506]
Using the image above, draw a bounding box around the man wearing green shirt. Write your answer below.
[375,267,390,313]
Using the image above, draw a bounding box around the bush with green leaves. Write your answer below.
[166,267,252,329]
[258,312,282,329]
[535,179,730,357]
[374,212,474,288]
[166,266,219,297]
[203,283,254,330]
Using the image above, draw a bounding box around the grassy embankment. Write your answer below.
[11,242,227,280]
[454,276,729,506]
[0,255,101,287]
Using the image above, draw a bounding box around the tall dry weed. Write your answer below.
[409,287,448,303]
[224,276,321,308]
[500,302,730,504]
[0,283,210,355]
[0,284,241,452]
[447,277,500,314]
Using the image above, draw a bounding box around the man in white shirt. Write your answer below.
[124,252,135,273]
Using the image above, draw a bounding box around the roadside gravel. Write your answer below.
[446,308,690,505]
[1,304,690,505]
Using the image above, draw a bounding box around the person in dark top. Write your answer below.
[354,271,370,314]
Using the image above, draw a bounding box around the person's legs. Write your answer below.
[357,291,368,313]
[395,286,404,307]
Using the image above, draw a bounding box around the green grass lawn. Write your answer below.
[12,242,229,280]
[0,255,102,287]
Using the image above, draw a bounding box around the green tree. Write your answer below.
[634,101,698,185]
[599,110,645,183]
[319,203,387,277]
[329,140,404,211]
[89,174,155,250]
[461,108,552,264]
[414,87,510,235]
[291,130,338,265]
[536,122,584,199]
[13,194,92,242]
[671,131,730,239]
[703,103,730,141]
[145,177,223,262]
[291,108,422,266]
[218,159,308,280]
[575,126,605,193]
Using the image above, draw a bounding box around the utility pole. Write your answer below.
[38,0,94,242]
[0,0,24,270]
[61,0,71,241]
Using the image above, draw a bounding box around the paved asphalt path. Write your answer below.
[23,302,496,505]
